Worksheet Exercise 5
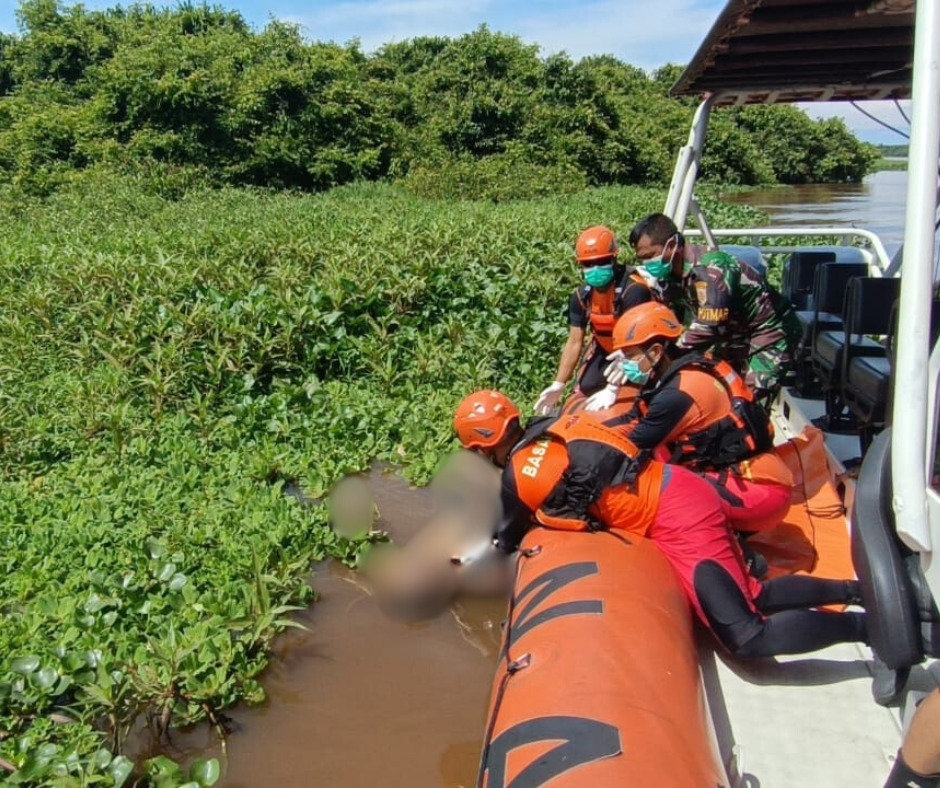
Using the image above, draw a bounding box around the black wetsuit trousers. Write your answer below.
[694,560,867,658]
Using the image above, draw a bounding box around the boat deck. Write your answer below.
[698,387,940,787]
[705,636,940,787]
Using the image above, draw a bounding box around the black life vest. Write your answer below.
[507,414,650,531]
[642,354,774,470]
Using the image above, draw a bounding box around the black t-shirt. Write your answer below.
[627,386,694,450]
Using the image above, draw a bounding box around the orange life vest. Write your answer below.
[577,270,650,354]
[506,414,661,535]
[640,354,774,469]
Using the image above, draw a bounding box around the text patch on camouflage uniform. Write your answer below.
[695,281,709,306]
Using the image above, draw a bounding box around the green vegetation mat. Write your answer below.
[0,174,766,784]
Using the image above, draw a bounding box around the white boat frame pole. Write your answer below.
[665,96,714,228]
[892,0,940,557]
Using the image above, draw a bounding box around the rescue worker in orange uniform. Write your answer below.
[534,226,654,415]
[596,302,794,534]
[454,390,867,659]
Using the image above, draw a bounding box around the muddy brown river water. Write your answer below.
[133,468,507,787]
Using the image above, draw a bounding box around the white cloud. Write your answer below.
[284,0,496,49]
[510,0,720,71]
[800,101,912,145]
[284,0,718,70]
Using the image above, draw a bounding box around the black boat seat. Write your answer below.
[808,263,871,329]
[783,251,836,311]
[814,331,885,369]
[843,297,940,454]
[795,310,841,340]
[852,428,937,682]
[844,356,891,419]
[794,262,871,398]
[783,246,868,308]
[810,275,900,427]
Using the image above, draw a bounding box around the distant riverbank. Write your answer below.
[874,157,908,172]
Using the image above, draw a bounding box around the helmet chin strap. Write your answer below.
[646,344,671,377]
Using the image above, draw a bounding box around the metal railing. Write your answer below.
[682,227,892,271]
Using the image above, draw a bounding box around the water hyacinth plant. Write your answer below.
[0,173,767,783]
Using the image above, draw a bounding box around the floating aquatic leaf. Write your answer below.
[168,573,188,591]
[85,594,104,613]
[189,757,221,786]
[145,538,167,559]
[93,748,112,769]
[109,755,134,787]
[32,668,58,691]
[10,656,40,675]
[37,743,59,758]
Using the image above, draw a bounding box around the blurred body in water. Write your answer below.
[361,450,511,621]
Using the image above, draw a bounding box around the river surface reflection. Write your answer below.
[723,169,908,257]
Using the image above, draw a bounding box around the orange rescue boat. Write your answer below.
[478,528,727,787]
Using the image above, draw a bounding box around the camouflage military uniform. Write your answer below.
[669,250,801,403]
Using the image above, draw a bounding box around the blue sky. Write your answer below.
[0,0,911,144]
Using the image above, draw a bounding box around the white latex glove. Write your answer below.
[534,381,565,415]
[604,350,627,386]
[584,384,619,412]
[634,266,667,298]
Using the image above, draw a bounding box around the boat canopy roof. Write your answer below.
[671,0,915,106]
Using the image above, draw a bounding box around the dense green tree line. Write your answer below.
[0,0,877,198]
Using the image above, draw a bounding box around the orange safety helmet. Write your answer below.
[453,390,522,450]
[612,302,684,350]
[575,226,619,264]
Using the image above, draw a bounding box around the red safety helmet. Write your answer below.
[453,390,521,450]
[575,226,619,264]
[612,302,683,350]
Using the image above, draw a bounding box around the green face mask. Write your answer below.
[643,258,673,281]
[584,264,615,288]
